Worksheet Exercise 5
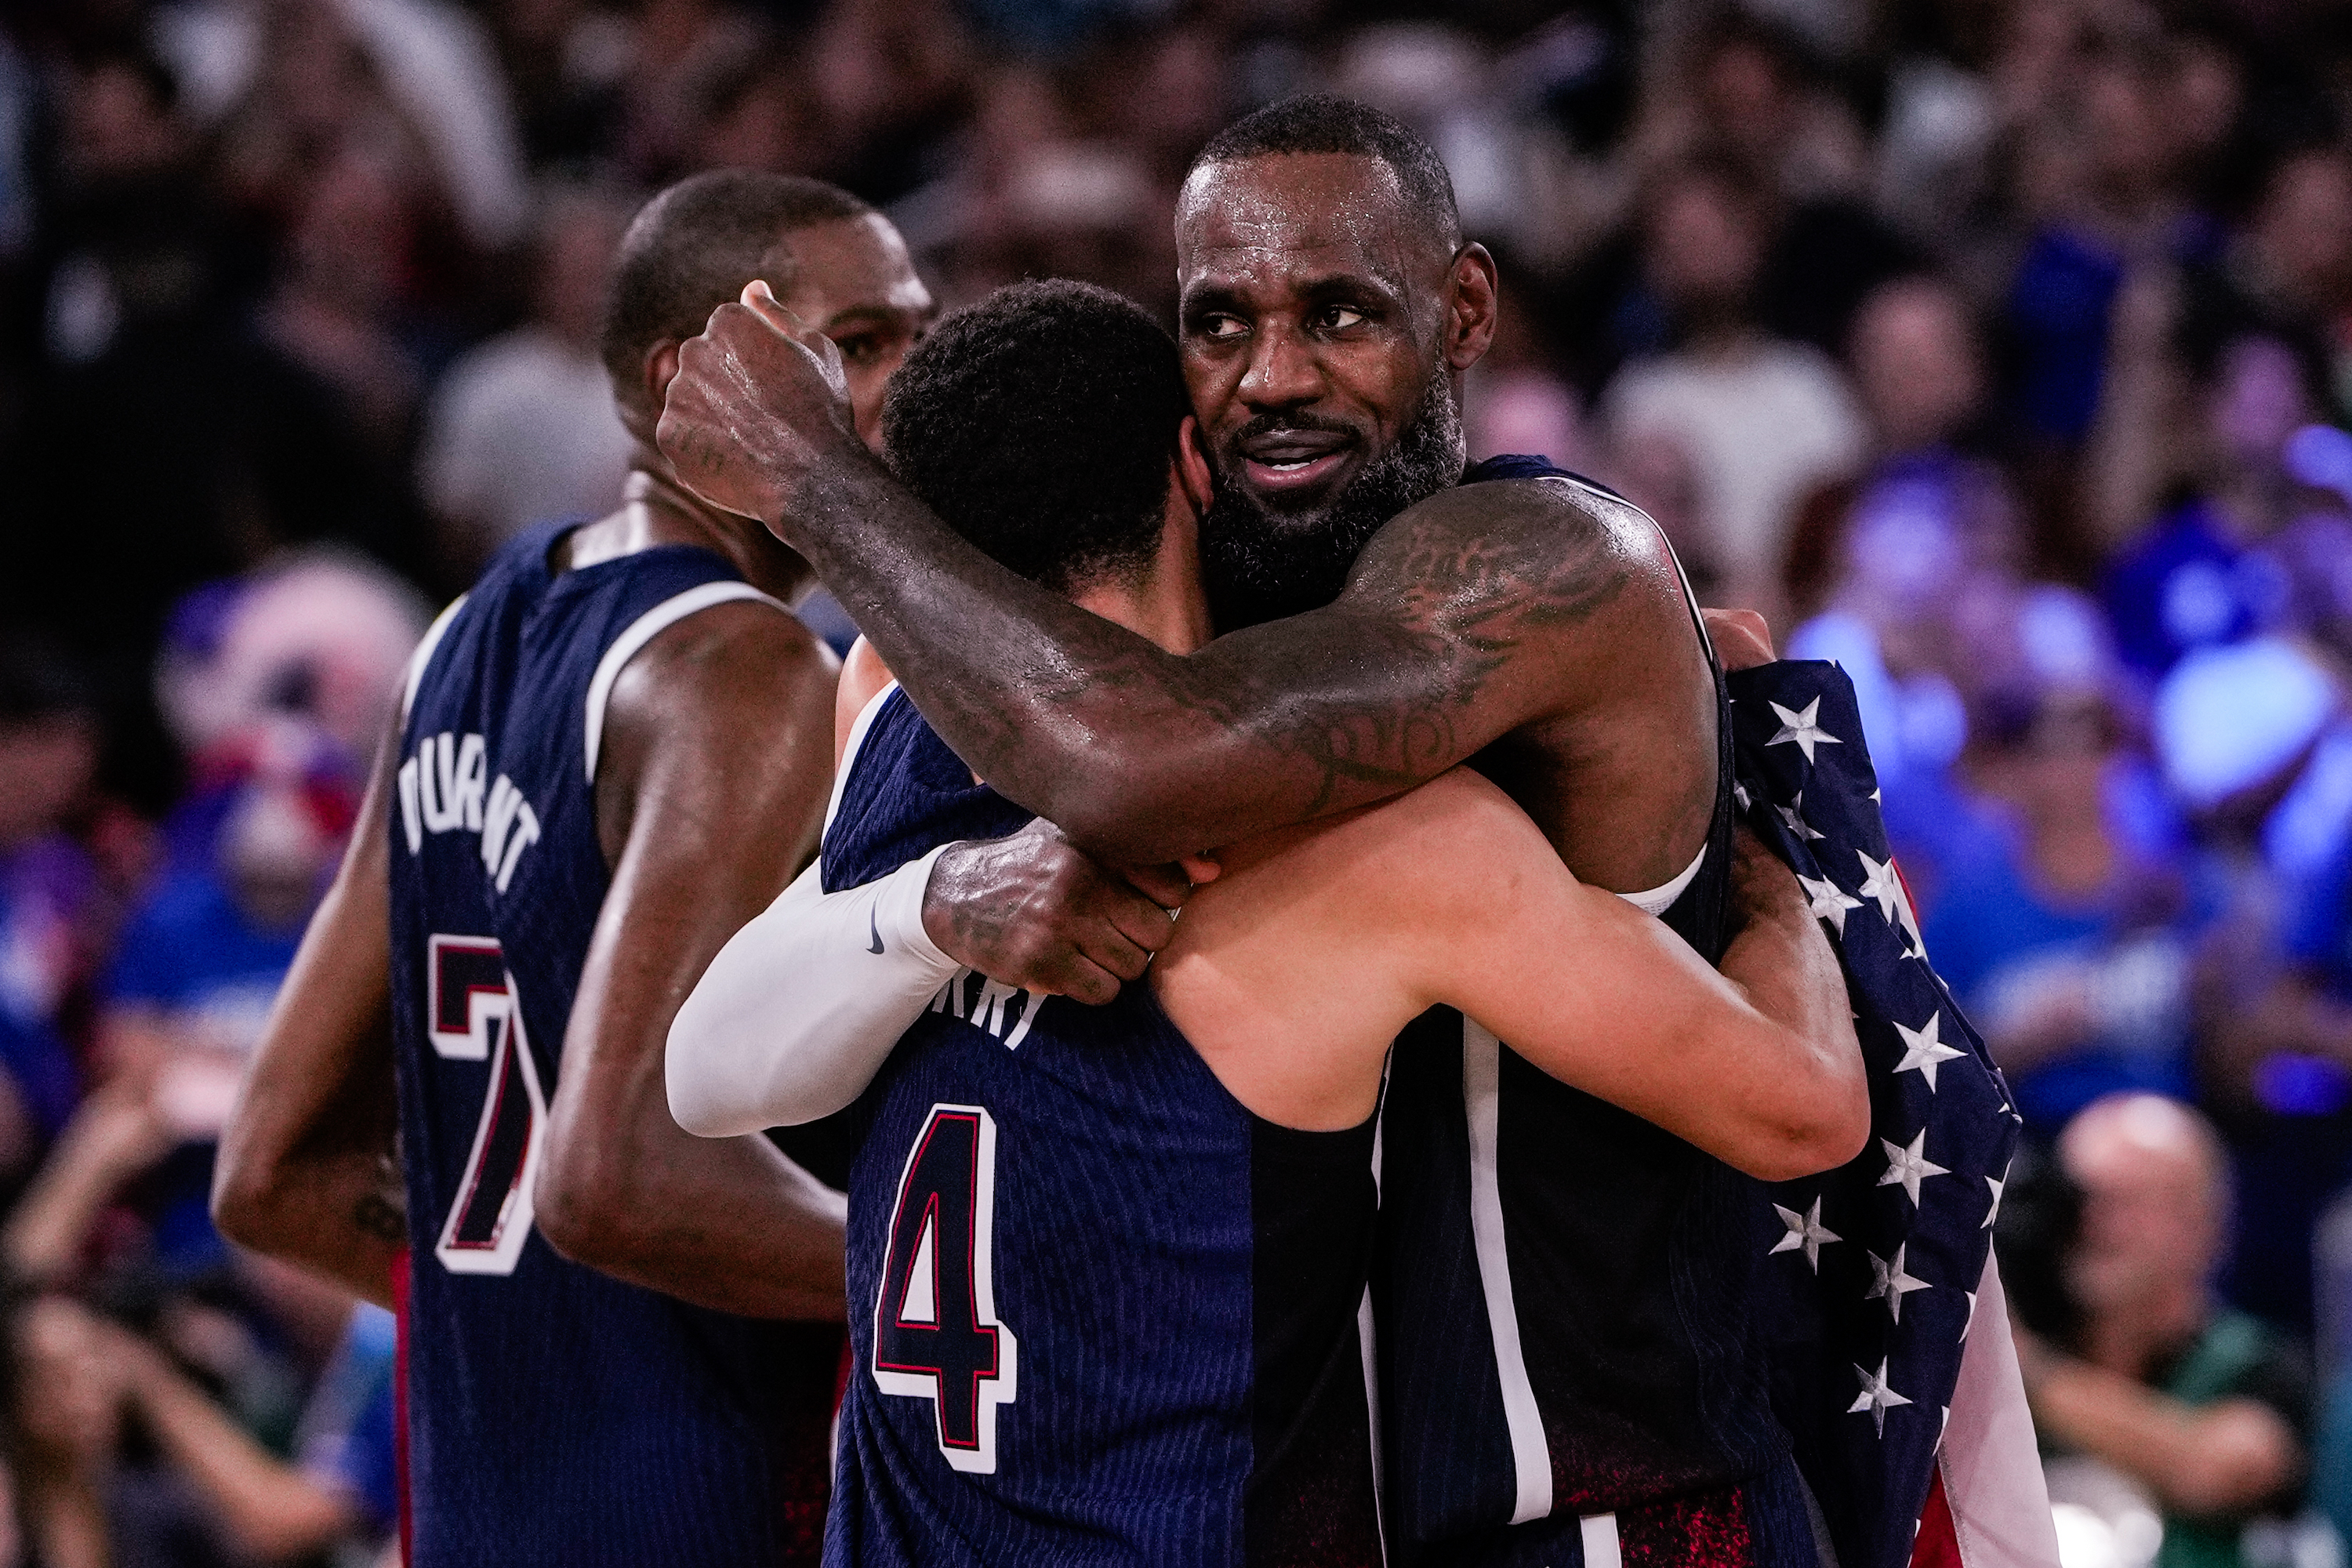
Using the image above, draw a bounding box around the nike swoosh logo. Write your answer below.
[868,904,885,955]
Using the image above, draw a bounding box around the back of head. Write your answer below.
[1186,94,1460,251]
[600,169,873,399]
[880,280,1187,596]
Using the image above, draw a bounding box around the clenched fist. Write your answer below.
[922,818,1214,1006]
[656,281,866,528]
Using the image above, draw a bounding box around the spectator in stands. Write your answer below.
[2018,1094,2310,1568]
[418,186,633,586]
[1602,154,1866,620]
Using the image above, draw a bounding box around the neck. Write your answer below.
[2085,1281,2207,1377]
[1072,554,1211,655]
[591,458,816,606]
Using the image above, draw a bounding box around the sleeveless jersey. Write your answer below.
[819,688,1384,1567]
[387,523,843,1566]
[1372,457,1809,1568]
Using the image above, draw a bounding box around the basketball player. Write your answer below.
[666,281,1861,1565]
[659,100,1842,1565]
[211,172,935,1566]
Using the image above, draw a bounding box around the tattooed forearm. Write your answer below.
[779,459,1640,862]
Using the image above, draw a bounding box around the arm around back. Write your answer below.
[1408,779,1867,1181]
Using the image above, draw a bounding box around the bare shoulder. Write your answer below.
[834,637,894,765]
[605,597,837,763]
[1345,475,1678,634]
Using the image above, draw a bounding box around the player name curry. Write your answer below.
[395,730,542,894]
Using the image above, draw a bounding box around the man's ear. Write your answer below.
[641,339,683,410]
[1175,415,1215,513]
[1445,243,1499,372]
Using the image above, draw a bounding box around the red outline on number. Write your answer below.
[443,1011,517,1253]
[427,935,507,1055]
[874,1109,1000,1452]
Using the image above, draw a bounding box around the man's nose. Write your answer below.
[1238,322,1323,410]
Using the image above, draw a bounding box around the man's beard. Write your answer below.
[1197,373,1465,631]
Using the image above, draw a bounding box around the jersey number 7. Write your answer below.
[426,935,548,1276]
[873,1105,1018,1473]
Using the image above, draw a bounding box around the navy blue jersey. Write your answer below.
[1371,459,1809,1568]
[387,524,842,1567]
[820,689,1382,1567]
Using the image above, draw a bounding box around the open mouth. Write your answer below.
[1236,429,1356,497]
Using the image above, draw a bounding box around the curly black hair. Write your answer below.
[599,170,873,398]
[880,280,1188,596]
[1187,94,1460,251]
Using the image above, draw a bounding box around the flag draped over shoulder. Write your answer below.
[1728,661,2059,1568]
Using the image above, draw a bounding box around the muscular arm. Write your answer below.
[2025,1349,2302,1516]
[659,293,1676,865]
[533,601,847,1319]
[212,719,405,1309]
[1160,771,1867,1177]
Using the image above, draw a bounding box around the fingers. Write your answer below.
[1118,861,1194,910]
[1047,952,1124,1007]
[1700,606,1776,671]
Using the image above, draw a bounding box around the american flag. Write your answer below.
[1729,660,2059,1568]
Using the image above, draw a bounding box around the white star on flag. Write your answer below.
[1848,1359,1913,1436]
[1777,793,1826,841]
[1877,1129,1949,1206]
[1857,850,1901,924]
[1893,1013,1965,1091]
[1866,1244,1930,1323]
[1771,1196,1840,1271]
[1767,698,1843,764]
[1984,1166,2009,1229]
[1798,874,1863,934]
[1962,1289,1978,1341]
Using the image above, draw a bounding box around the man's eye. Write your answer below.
[1199,314,1248,339]
[833,334,883,365]
[1317,306,1367,331]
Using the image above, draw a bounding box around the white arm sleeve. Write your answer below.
[666,845,960,1137]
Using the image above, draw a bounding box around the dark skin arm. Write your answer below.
[535,599,846,1319]
[659,289,1671,867]
[212,718,406,1309]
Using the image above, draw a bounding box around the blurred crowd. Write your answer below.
[5,0,2352,1562]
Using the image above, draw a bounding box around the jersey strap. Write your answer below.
[581,580,793,781]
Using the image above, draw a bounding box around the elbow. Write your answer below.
[1730,1039,1872,1184]
[210,1148,288,1257]
[533,1147,640,1272]
[662,1020,739,1140]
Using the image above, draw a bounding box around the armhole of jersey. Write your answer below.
[1532,474,1720,916]
[1533,472,1717,662]
[400,594,470,727]
[582,580,793,784]
[822,679,902,837]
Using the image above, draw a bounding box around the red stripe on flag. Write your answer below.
[1911,1466,1964,1568]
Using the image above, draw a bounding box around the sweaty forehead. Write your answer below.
[771,213,931,323]
[1176,153,1444,290]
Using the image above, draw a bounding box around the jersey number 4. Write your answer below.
[426,935,548,1276]
[873,1105,1018,1473]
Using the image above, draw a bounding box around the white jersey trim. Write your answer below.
[1581,1512,1623,1568]
[824,679,902,836]
[582,580,791,782]
[1617,843,1707,917]
[1464,1018,1554,1525]
[401,594,470,725]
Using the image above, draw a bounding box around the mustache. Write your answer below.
[1217,410,1362,449]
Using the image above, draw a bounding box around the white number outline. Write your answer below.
[426,934,547,1276]
[872,1103,1018,1472]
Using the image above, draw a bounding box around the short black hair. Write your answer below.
[600,169,873,394]
[881,281,1186,596]
[1187,95,1460,249]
